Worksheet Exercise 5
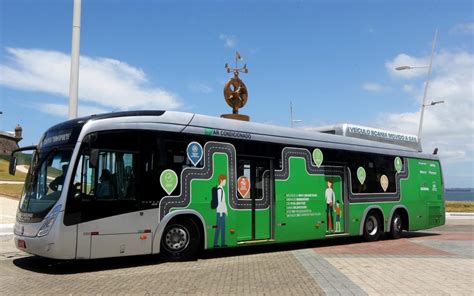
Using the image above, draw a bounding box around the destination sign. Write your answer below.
[346,125,418,143]
[40,130,73,148]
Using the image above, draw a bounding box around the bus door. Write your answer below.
[235,157,273,242]
[322,165,347,237]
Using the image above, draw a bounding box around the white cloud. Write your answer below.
[450,22,474,35]
[38,103,108,118]
[385,53,430,79]
[378,50,474,186]
[188,82,213,94]
[0,47,181,112]
[219,34,237,49]
[362,82,387,92]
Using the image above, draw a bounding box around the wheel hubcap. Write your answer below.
[394,216,402,232]
[165,226,189,252]
[366,216,378,236]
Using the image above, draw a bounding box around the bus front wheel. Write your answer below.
[160,219,200,261]
[363,212,382,242]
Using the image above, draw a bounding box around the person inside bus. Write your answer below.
[96,169,112,198]
[49,165,68,192]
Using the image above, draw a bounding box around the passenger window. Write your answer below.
[73,151,137,201]
[349,153,397,194]
[139,131,192,209]
[95,151,136,200]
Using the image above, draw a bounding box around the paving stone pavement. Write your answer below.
[0,249,324,295]
[0,217,472,295]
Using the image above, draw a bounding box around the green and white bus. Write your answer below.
[10,111,445,260]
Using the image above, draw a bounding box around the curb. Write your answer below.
[446,212,474,219]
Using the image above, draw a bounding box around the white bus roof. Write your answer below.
[51,110,436,161]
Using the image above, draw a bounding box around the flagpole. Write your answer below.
[68,0,81,119]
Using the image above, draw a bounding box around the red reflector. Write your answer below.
[144,229,151,233]
[91,232,99,236]
[230,229,235,233]
[17,239,26,249]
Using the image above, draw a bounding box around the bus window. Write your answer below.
[140,131,192,209]
[348,153,397,194]
[94,151,136,200]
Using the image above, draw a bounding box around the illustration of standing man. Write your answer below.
[325,179,335,232]
[213,174,228,247]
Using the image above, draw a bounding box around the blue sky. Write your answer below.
[1,0,473,187]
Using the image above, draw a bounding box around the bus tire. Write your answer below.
[160,219,200,261]
[388,212,403,239]
[363,211,382,242]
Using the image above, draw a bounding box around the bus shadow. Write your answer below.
[200,231,441,259]
[13,253,164,275]
[12,231,441,274]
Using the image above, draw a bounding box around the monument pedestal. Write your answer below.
[221,114,250,121]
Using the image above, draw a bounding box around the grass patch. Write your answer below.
[0,159,27,182]
[445,201,474,213]
[0,183,24,198]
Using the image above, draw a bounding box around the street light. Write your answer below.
[395,29,438,151]
[424,100,444,107]
[395,66,428,71]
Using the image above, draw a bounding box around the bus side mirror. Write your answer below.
[9,156,17,175]
[90,149,99,168]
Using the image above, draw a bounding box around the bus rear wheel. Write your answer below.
[160,219,200,261]
[389,212,403,239]
[363,212,382,242]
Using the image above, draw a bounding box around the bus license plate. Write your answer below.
[17,239,26,249]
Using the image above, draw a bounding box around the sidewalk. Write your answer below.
[0,196,18,225]
[0,196,18,241]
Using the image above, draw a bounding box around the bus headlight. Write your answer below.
[37,205,62,237]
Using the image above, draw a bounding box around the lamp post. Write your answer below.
[395,30,438,151]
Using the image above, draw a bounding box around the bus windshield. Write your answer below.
[19,149,73,214]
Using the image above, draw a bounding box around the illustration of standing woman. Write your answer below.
[213,174,228,248]
[325,179,335,232]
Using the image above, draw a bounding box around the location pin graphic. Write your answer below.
[380,175,389,192]
[357,167,366,185]
[394,157,403,173]
[312,148,323,168]
[160,169,178,195]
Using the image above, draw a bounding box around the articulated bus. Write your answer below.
[10,111,445,260]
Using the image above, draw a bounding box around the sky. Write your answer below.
[0,0,473,188]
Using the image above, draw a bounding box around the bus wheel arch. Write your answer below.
[155,211,207,261]
[360,206,384,242]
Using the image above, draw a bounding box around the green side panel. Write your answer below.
[275,157,342,242]
[172,153,239,248]
[255,210,270,239]
[174,152,270,248]
[346,157,445,236]
[404,158,444,229]
[234,209,270,241]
